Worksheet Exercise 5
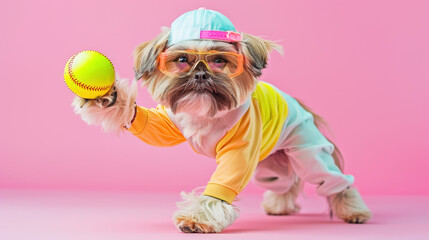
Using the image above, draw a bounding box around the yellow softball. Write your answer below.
[64,50,115,99]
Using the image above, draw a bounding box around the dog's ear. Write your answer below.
[240,33,283,77]
[133,27,170,80]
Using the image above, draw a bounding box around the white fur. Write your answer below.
[175,92,214,117]
[173,189,239,233]
[173,96,250,148]
[328,187,372,223]
[72,77,138,133]
[262,180,302,215]
[175,112,214,148]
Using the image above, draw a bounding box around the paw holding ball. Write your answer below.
[67,50,138,133]
[64,50,115,99]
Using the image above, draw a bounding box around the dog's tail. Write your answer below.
[294,99,344,172]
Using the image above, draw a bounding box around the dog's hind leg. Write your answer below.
[261,179,302,215]
[254,150,302,215]
[328,187,372,223]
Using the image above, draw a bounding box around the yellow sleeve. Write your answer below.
[128,105,186,147]
[203,98,262,204]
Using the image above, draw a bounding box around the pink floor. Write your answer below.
[0,190,428,240]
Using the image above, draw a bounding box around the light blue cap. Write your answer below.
[167,8,242,47]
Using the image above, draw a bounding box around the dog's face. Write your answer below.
[134,28,280,118]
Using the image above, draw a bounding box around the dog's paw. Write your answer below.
[262,190,301,215]
[175,216,216,233]
[329,187,372,224]
[173,190,239,233]
[71,78,138,132]
[340,211,372,224]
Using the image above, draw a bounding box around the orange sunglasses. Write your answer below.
[158,50,244,78]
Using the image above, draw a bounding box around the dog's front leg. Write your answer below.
[173,190,239,233]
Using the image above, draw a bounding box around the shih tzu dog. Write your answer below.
[72,8,372,233]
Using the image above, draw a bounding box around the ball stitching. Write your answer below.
[67,51,114,92]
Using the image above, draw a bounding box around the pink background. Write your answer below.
[1,0,428,195]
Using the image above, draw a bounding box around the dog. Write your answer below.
[72,8,372,233]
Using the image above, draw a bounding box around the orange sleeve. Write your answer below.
[203,98,262,204]
[128,105,186,147]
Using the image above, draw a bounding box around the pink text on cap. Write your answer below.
[200,30,243,42]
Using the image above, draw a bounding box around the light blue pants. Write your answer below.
[253,86,354,196]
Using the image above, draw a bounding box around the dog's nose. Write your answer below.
[194,71,208,83]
